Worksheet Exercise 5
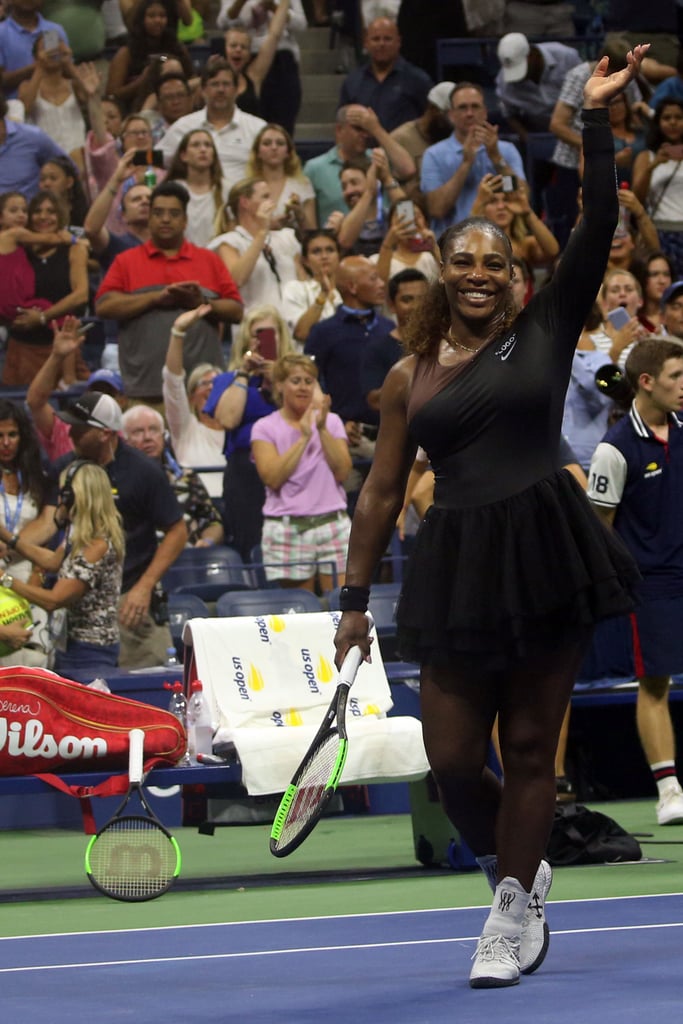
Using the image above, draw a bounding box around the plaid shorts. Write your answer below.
[261,512,351,582]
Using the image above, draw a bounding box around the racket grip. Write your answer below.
[128,728,145,784]
[339,644,364,686]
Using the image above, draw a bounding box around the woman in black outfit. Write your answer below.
[334,46,648,990]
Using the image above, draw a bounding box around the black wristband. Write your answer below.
[7,532,19,549]
[338,585,370,612]
[235,370,249,380]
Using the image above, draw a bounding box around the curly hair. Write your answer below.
[401,217,517,358]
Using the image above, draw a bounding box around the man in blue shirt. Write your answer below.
[0,90,66,195]
[338,17,433,134]
[421,82,526,237]
[0,0,69,98]
[588,338,683,826]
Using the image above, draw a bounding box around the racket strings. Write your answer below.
[274,732,341,850]
[87,817,178,900]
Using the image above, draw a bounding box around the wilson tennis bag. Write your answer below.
[0,665,186,775]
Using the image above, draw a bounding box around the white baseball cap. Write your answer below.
[427,81,456,112]
[497,33,531,84]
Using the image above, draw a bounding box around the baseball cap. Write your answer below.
[86,368,124,394]
[56,392,123,432]
[427,81,456,112]
[662,281,683,307]
[497,33,530,83]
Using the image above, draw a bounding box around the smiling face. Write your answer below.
[440,227,511,324]
[143,2,167,37]
[0,193,28,229]
[30,196,60,232]
[340,167,367,208]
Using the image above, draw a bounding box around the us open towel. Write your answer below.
[182,612,429,796]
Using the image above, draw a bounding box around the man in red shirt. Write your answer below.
[96,181,243,404]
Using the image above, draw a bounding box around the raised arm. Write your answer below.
[26,317,86,438]
[247,0,290,91]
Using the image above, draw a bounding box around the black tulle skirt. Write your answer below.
[396,469,640,669]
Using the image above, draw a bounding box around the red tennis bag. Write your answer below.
[0,665,186,775]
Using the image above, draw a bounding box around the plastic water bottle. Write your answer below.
[164,645,179,668]
[144,166,157,188]
[165,680,191,765]
[187,680,213,761]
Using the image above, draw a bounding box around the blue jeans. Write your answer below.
[54,640,119,680]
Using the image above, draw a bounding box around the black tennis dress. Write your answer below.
[396,109,639,667]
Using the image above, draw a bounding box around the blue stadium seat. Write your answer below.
[168,592,211,658]
[163,546,255,599]
[216,587,322,618]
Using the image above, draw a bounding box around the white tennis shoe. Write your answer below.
[519,859,553,974]
[469,934,521,988]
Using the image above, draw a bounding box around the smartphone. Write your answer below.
[42,29,60,54]
[395,199,415,224]
[131,149,165,168]
[255,327,278,362]
[68,225,85,238]
[501,175,518,194]
[606,306,631,330]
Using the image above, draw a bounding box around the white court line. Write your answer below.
[1,921,683,974]
[1,891,682,943]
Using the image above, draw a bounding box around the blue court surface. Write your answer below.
[1,894,681,1023]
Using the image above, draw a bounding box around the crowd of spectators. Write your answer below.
[1,0,683,725]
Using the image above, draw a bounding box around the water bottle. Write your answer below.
[144,166,157,188]
[164,645,179,668]
[165,681,191,765]
[187,680,213,761]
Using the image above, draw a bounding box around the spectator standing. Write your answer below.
[95,181,243,405]
[282,229,342,347]
[204,304,292,558]
[166,129,227,247]
[303,104,416,228]
[389,82,455,203]
[632,251,674,333]
[0,89,66,197]
[18,34,88,154]
[632,100,683,278]
[157,61,267,191]
[588,338,683,825]
[338,16,433,134]
[421,82,525,237]
[209,177,301,312]
[122,405,224,548]
[163,305,226,498]
[0,0,69,98]
[217,0,306,135]
[305,255,391,454]
[55,392,188,669]
[0,461,125,677]
[219,0,291,119]
[495,33,581,137]
[246,122,316,232]
[370,199,439,283]
[252,354,352,592]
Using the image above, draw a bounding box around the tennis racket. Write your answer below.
[85,728,182,902]
[270,619,372,858]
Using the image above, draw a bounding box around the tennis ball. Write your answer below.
[0,586,32,656]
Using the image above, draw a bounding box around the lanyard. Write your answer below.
[0,470,23,535]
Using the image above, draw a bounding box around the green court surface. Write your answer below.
[0,800,681,938]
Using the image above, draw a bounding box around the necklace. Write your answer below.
[445,327,481,354]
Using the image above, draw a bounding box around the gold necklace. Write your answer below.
[446,327,481,354]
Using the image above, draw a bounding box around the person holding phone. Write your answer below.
[18,33,89,155]
[590,267,650,368]
[251,354,352,593]
[0,2,68,98]
[471,174,560,270]
[632,99,683,274]
[372,198,439,284]
[204,304,293,559]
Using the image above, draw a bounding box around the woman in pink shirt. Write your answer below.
[251,354,351,593]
